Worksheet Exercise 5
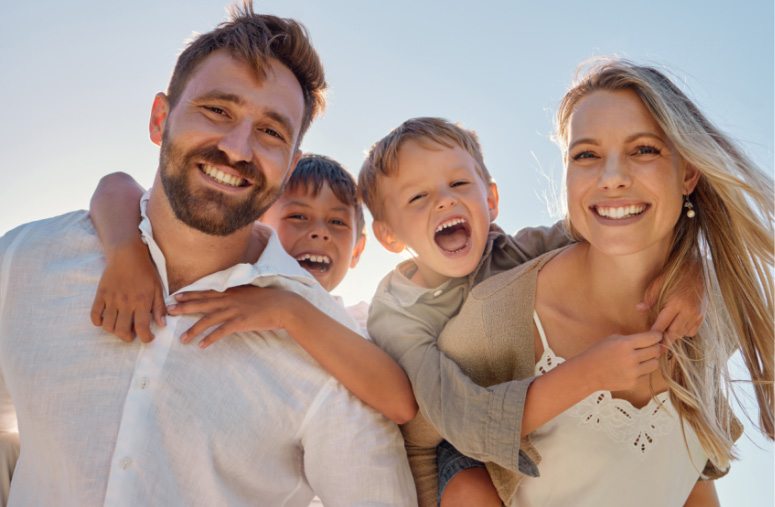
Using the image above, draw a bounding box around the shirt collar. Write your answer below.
[138,192,317,298]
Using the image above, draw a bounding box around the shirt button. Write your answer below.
[136,376,150,390]
[120,457,133,470]
[432,289,443,297]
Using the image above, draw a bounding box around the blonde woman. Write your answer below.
[436,59,772,506]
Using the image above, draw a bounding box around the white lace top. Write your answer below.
[514,312,709,507]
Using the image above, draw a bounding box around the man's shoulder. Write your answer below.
[0,210,95,257]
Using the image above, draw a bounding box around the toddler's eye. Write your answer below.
[450,180,469,188]
[408,193,426,204]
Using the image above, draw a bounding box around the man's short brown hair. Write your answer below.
[287,154,366,240]
[166,1,326,140]
[358,117,492,221]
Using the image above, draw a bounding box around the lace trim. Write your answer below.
[536,349,675,458]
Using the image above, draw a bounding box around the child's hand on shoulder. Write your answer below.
[578,330,663,392]
[169,286,302,348]
[90,239,166,342]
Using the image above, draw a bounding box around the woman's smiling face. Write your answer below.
[564,89,699,259]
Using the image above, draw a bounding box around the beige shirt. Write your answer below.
[368,224,570,506]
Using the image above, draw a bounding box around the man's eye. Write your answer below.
[259,127,284,141]
[203,106,228,116]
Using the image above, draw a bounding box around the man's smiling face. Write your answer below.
[152,50,305,236]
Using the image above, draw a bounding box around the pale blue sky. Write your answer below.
[1,1,772,504]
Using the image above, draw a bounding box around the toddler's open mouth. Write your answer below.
[434,217,471,253]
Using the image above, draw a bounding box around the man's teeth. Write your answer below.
[202,165,246,187]
[295,254,331,265]
[595,204,646,219]
[435,218,466,233]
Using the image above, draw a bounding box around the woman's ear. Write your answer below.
[683,162,701,195]
[372,220,405,254]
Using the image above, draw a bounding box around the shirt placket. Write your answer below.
[102,307,179,506]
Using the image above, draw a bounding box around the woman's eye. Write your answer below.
[572,151,597,161]
[633,145,661,156]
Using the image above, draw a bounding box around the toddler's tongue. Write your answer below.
[435,225,469,252]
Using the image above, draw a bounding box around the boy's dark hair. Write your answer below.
[166,1,326,141]
[287,154,366,240]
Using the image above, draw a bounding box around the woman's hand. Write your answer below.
[168,286,299,348]
[90,239,166,342]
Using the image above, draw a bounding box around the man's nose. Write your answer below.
[217,121,254,164]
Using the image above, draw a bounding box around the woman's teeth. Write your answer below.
[595,204,646,219]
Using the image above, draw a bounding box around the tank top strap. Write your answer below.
[532,310,552,353]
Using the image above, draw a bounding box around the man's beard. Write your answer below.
[158,137,283,236]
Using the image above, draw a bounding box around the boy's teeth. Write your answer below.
[202,164,246,187]
[295,254,331,265]
[595,204,646,219]
[435,218,466,233]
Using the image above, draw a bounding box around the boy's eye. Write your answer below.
[408,193,426,204]
[287,213,306,221]
[330,218,350,227]
[633,145,661,156]
[450,180,469,188]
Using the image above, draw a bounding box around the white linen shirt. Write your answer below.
[0,198,416,507]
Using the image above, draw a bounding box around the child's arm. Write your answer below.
[168,286,418,424]
[683,480,720,507]
[89,172,163,343]
[369,265,705,475]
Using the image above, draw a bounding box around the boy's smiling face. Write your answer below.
[373,139,499,288]
[261,183,365,292]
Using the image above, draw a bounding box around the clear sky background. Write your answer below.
[1,1,772,504]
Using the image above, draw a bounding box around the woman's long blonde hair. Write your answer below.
[555,58,773,470]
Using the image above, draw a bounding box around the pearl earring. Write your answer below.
[683,194,696,218]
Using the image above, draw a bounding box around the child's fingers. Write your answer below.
[180,309,232,344]
[152,289,166,328]
[134,310,155,343]
[635,343,662,363]
[114,310,134,342]
[101,307,118,335]
[175,290,224,302]
[198,323,237,349]
[637,358,660,376]
[90,298,105,326]
[629,330,663,348]
[650,305,679,333]
[167,299,222,316]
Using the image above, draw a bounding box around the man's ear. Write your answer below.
[149,93,169,146]
[372,220,405,253]
[349,234,367,269]
[683,162,701,195]
[487,182,500,222]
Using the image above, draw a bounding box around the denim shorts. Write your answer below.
[436,440,485,505]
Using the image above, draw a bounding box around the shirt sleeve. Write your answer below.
[0,226,25,434]
[301,378,417,506]
[369,291,538,477]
